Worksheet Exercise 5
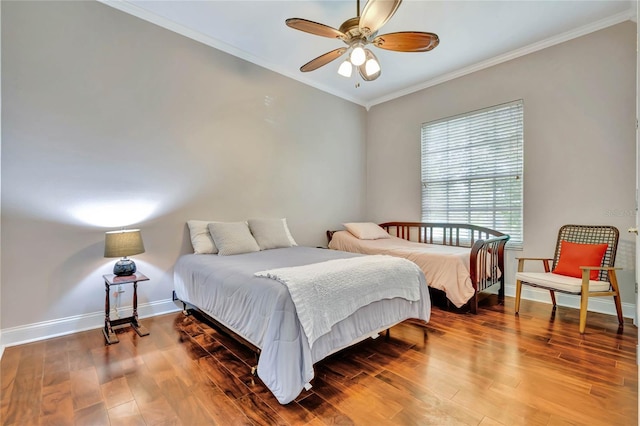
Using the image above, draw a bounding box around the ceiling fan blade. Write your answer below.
[359,0,402,35]
[286,18,346,40]
[300,47,348,72]
[372,31,440,52]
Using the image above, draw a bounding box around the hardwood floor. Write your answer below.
[1,296,637,425]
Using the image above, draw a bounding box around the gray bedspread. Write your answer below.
[173,246,431,404]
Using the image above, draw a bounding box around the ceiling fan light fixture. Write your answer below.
[358,48,381,81]
[350,43,366,66]
[365,58,380,77]
[338,59,353,77]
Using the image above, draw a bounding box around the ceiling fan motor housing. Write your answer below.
[339,17,376,43]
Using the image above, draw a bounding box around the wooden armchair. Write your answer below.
[515,224,623,334]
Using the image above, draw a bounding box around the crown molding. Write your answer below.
[99,1,633,110]
[366,7,636,109]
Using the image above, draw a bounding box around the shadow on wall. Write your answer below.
[47,239,115,318]
[616,238,636,270]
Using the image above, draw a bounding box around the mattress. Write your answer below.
[173,246,431,404]
[328,230,477,307]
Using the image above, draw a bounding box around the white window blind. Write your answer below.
[421,100,524,248]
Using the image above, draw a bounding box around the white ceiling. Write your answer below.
[102,0,636,108]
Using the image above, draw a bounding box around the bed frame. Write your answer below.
[327,222,510,314]
[173,290,261,374]
[172,286,400,378]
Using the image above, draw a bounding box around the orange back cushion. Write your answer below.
[553,240,608,280]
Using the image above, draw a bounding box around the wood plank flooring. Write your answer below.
[1,296,637,425]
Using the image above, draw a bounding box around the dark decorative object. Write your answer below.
[113,258,137,276]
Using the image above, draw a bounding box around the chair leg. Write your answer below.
[549,290,557,308]
[515,280,522,314]
[579,292,589,334]
[609,271,624,327]
[578,272,592,334]
[613,294,624,326]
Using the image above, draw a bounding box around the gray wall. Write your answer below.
[1,1,636,337]
[366,22,637,308]
[1,1,366,330]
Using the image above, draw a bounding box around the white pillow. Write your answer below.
[187,220,218,254]
[343,222,390,240]
[249,218,294,250]
[208,222,260,256]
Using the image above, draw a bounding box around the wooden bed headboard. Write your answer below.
[327,222,507,246]
[378,222,507,247]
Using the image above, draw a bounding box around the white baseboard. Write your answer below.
[0,289,633,356]
[0,298,181,350]
[504,284,636,319]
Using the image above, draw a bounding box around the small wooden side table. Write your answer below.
[103,272,150,344]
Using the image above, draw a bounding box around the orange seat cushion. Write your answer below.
[552,241,608,280]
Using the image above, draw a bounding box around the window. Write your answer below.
[421,100,523,248]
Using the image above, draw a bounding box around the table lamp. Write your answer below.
[104,229,145,276]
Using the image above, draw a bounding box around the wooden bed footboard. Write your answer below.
[381,222,510,314]
[328,222,510,314]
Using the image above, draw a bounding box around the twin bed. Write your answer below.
[328,222,510,313]
[173,220,507,404]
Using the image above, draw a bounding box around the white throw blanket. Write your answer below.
[255,255,423,349]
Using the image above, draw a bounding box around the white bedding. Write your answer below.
[255,255,422,349]
[173,246,430,404]
[329,230,477,307]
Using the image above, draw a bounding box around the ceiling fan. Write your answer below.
[285,0,439,82]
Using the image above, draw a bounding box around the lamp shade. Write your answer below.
[350,44,366,66]
[338,59,353,77]
[104,229,145,258]
[359,49,381,81]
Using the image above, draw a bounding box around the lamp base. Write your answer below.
[113,258,137,276]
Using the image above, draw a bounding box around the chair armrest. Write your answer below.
[579,266,622,294]
[516,257,553,261]
[579,266,622,271]
[516,257,554,273]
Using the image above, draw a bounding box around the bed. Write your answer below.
[327,222,509,313]
[173,245,430,405]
